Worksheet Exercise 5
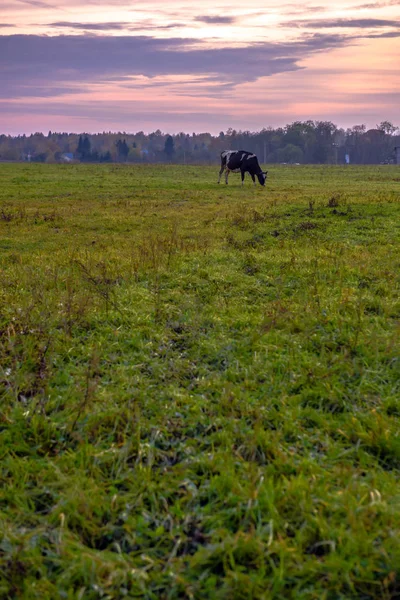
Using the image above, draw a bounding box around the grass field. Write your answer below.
[1,162,400,599]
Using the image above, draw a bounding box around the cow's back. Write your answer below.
[225,150,253,170]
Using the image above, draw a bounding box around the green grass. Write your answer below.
[1,163,400,599]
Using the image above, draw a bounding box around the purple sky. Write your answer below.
[1,0,399,134]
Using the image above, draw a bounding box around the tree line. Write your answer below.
[0,121,398,165]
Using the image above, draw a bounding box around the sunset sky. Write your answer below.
[1,0,399,134]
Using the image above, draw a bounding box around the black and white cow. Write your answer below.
[218,150,268,186]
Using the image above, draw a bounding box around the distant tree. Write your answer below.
[76,135,84,156]
[116,139,129,161]
[284,121,316,157]
[277,143,304,164]
[164,135,175,160]
[83,136,91,158]
[76,135,92,161]
[1,121,399,166]
[32,152,48,163]
[313,121,337,163]
[377,121,398,136]
[351,124,366,137]
[345,125,367,163]
[100,151,112,162]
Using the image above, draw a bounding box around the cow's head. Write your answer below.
[257,171,268,186]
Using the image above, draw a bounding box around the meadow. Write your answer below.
[0,162,400,599]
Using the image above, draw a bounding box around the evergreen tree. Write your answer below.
[82,136,91,160]
[116,139,129,161]
[101,151,112,162]
[76,135,84,158]
[76,135,92,161]
[164,135,175,160]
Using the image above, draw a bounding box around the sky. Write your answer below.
[0,0,399,135]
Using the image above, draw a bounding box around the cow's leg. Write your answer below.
[241,170,245,186]
[250,173,256,186]
[225,169,230,184]
[218,164,225,184]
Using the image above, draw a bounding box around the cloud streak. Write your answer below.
[287,17,400,28]
[196,15,237,24]
[0,32,352,99]
[355,1,400,8]
[18,0,59,8]
[47,20,186,31]
[48,21,133,30]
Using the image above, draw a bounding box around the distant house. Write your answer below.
[61,153,74,162]
[395,147,400,165]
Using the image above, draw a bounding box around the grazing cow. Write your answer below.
[218,150,268,186]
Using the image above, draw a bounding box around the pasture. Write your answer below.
[1,162,400,599]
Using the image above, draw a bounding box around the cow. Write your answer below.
[218,150,268,186]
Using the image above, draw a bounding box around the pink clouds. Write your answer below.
[0,0,399,134]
